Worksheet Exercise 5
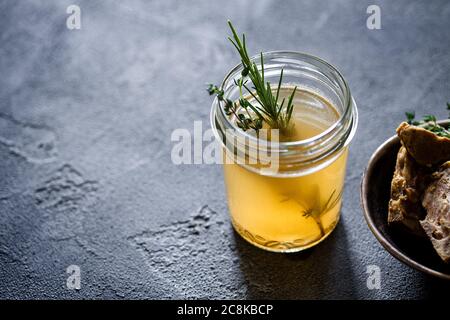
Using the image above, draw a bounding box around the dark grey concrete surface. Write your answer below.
[0,0,449,299]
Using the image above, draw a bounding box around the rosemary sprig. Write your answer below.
[302,188,343,238]
[207,21,297,135]
[405,102,450,138]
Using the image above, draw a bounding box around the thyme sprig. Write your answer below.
[207,21,297,135]
[405,102,450,138]
[207,83,262,131]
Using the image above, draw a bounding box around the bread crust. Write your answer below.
[397,122,450,166]
[420,162,450,263]
[389,122,450,263]
[388,146,429,236]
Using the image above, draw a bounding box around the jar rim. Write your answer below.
[215,50,354,149]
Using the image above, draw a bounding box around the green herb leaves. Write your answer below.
[405,103,450,138]
[207,83,262,131]
[207,21,297,135]
[405,112,416,124]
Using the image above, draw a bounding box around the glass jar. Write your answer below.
[211,51,358,252]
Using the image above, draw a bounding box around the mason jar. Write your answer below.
[211,51,358,252]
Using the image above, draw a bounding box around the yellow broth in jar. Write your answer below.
[223,88,348,252]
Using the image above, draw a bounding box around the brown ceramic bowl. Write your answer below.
[361,119,450,280]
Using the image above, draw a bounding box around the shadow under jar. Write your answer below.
[211,51,358,252]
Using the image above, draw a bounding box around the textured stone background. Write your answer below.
[0,0,449,299]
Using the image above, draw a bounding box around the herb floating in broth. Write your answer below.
[207,21,297,136]
[405,103,450,138]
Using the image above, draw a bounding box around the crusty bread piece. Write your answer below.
[397,122,450,166]
[420,162,450,263]
[388,146,429,235]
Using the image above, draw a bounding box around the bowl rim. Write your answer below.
[360,119,450,281]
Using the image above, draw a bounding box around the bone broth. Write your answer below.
[223,88,348,251]
[210,49,358,253]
